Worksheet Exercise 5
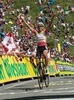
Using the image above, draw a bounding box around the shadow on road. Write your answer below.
[11,87,39,91]
[4,94,74,100]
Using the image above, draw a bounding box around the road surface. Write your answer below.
[0,76,74,100]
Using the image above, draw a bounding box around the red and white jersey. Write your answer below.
[33,29,48,46]
[36,32,46,46]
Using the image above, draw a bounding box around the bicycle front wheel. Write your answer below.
[37,62,44,89]
[38,75,43,89]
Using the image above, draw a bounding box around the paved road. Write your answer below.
[0,76,74,100]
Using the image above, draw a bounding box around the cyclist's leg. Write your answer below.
[36,47,42,76]
[43,49,49,74]
[36,46,41,65]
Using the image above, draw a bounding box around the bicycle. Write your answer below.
[37,56,49,89]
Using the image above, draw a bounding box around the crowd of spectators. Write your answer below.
[0,0,74,64]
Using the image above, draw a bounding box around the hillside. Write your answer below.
[4,0,74,57]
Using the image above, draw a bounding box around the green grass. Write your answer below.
[4,0,74,57]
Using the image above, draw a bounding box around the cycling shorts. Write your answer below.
[36,46,47,59]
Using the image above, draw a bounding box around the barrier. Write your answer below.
[48,59,59,76]
[56,61,74,75]
[0,56,36,83]
[0,56,59,84]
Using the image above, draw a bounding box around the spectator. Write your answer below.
[63,41,68,52]
[0,43,4,56]
[0,29,5,41]
[38,0,42,5]
[25,5,30,15]
[21,6,25,14]
[7,0,11,5]
[47,0,55,7]
[40,6,43,14]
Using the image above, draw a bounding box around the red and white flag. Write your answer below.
[2,32,16,53]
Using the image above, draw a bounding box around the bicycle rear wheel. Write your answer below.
[44,74,49,87]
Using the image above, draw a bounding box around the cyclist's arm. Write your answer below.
[46,12,56,33]
[22,18,38,35]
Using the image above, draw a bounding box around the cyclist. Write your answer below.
[21,12,56,74]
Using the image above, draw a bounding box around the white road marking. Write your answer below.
[68,80,72,82]
[0,93,8,95]
[10,92,15,94]
[61,81,64,83]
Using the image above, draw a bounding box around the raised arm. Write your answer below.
[46,12,56,32]
[21,17,37,34]
[23,19,34,31]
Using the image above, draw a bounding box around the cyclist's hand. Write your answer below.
[21,15,24,20]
